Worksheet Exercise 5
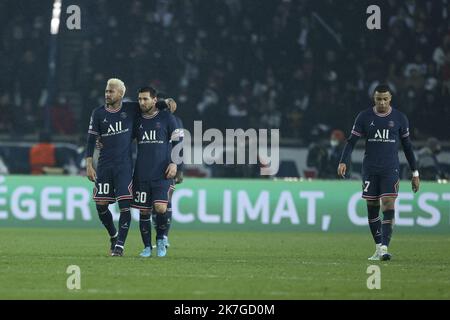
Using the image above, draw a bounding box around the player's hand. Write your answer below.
[165,163,177,179]
[165,98,177,112]
[412,176,420,193]
[86,164,97,182]
[174,171,184,184]
[95,138,103,150]
[337,163,347,178]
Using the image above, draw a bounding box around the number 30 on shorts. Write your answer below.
[134,191,147,204]
[363,181,371,192]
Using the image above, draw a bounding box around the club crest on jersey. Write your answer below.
[388,120,394,127]
[120,112,127,119]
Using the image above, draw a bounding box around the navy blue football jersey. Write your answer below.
[87,102,140,167]
[350,107,410,174]
[134,110,181,181]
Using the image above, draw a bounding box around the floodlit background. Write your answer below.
[0,0,448,178]
[0,0,449,300]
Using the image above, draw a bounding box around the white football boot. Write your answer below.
[380,245,392,261]
[368,243,382,261]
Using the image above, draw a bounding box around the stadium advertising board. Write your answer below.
[0,176,449,232]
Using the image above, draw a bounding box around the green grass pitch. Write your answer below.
[0,228,449,299]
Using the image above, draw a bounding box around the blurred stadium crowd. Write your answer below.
[0,0,449,177]
[0,0,449,141]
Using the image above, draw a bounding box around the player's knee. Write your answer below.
[366,200,380,207]
[382,204,395,211]
[140,209,151,216]
[153,203,167,214]
[381,197,395,210]
[118,199,131,212]
[96,202,109,213]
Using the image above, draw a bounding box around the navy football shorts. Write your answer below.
[93,164,133,203]
[131,179,175,210]
[362,170,400,200]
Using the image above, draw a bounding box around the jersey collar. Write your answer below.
[372,106,392,117]
[105,102,123,113]
[142,110,159,119]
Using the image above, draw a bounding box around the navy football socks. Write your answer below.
[367,204,382,244]
[382,209,395,246]
[164,205,172,237]
[139,213,151,248]
[117,209,131,247]
[96,204,117,237]
[155,211,168,240]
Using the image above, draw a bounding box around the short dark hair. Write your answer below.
[373,84,392,95]
[138,86,157,98]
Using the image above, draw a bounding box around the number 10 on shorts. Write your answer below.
[97,183,110,195]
